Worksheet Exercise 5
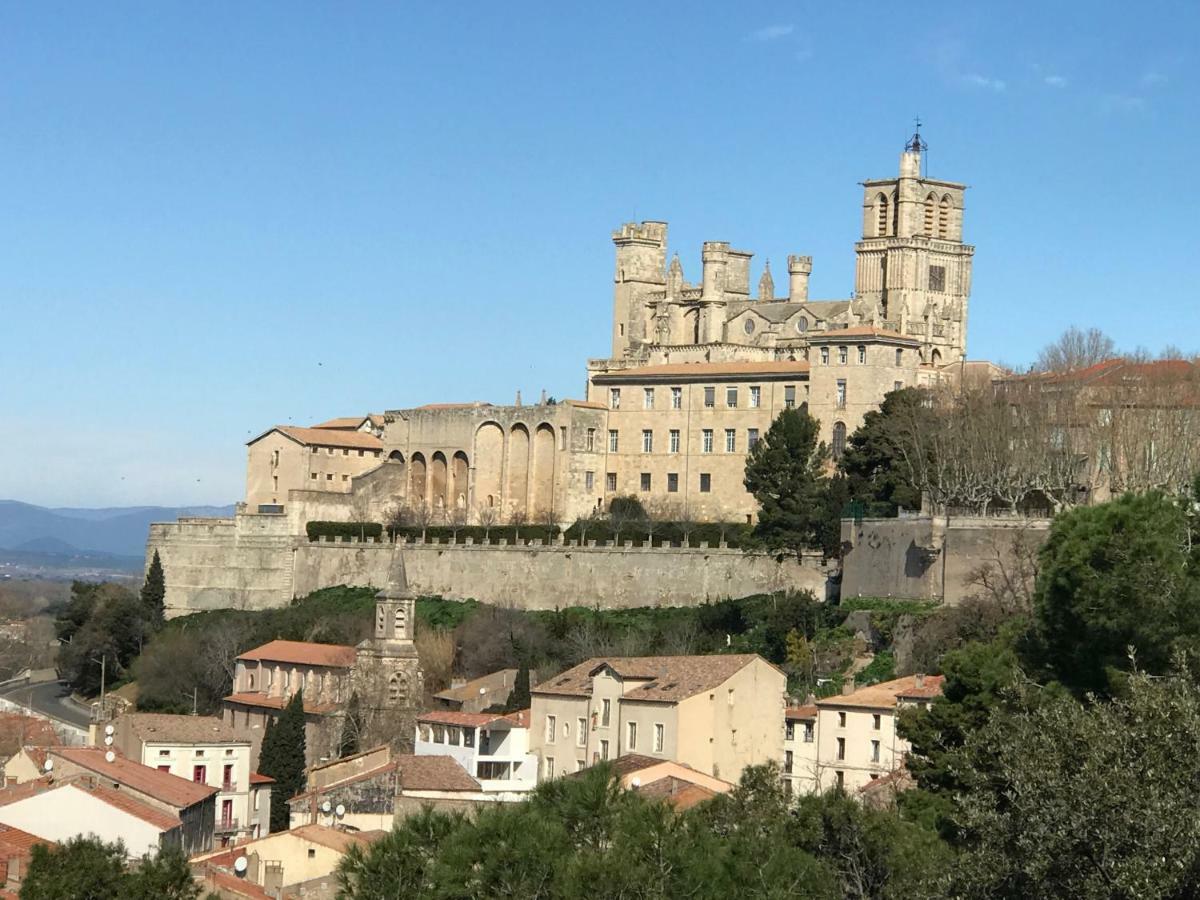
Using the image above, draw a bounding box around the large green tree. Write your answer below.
[20,837,198,900]
[743,407,830,559]
[258,690,308,832]
[504,662,532,712]
[338,692,363,759]
[140,550,166,628]
[1030,490,1200,694]
[838,387,933,516]
[56,584,151,696]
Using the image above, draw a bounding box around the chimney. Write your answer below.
[841,677,856,696]
[788,255,812,303]
[915,672,926,689]
[804,692,817,706]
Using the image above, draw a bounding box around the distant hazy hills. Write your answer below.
[0,500,235,559]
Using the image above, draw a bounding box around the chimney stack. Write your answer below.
[841,677,856,696]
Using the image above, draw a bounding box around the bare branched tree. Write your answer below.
[1034,326,1117,374]
[476,502,498,541]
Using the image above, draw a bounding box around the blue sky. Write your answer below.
[1,2,1195,507]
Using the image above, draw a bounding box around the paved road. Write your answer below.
[0,678,93,729]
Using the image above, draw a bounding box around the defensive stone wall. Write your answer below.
[149,514,834,617]
[840,514,1051,603]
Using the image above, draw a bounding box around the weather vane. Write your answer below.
[905,116,927,153]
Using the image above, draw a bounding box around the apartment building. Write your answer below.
[530,654,785,783]
[414,709,536,794]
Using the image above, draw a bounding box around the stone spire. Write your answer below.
[373,550,416,643]
[666,253,684,299]
[758,260,774,302]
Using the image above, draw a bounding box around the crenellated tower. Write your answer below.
[611,221,668,357]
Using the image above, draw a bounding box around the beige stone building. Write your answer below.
[782,674,944,796]
[529,654,785,784]
[183,134,976,547]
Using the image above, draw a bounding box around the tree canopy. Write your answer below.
[19,837,198,900]
[140,550,166,627]
[838,387,932,516]
[258,690,307,832]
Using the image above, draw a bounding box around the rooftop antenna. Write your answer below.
[905,116,928,177]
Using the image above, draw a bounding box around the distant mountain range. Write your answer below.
[0,500,235,559]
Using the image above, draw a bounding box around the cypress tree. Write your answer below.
[259,691,307,832]
[505,663,531,712]
[338,693,363,758]
[140,550,166,627]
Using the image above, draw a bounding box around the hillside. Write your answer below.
[0,499,234,558]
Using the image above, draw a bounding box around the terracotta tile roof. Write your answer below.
[533,655,769,703]
[785,704,818,721]
[415,402,491,411]
[433,669,519,704]
[222,692,340,716]
[248,426,382,451]
[118,713,246,745]
[312,415,382,430]
[816,675,945,711]
[237,639,357,668]
[563,399,608,410]
[395,755,481,792]
[288,761,399,806]
[0,715,61,748]
[634,776,717,811]
[249,771,275,784]
[0,823,53,855]
[196,865,275,899]
[83,782,183,831]
[289,823,377,853]
[593,361,809,381]
[0,777,52,808]
[805,326,920,344]
[506,709,531,727]
[50,747,216,808]
[417,710,517,729]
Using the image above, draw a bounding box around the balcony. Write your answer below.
[221,780,238,792]
[215,818,240,834]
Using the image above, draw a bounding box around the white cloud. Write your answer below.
[963,73,1007,92]
[1140,70,1168,88]
[748,24,795,41]
[1043,74,1068,88]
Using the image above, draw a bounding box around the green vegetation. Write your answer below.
[258,690,307,832]
[140,550,165,627]
[838,387,933,516]
[19,836,198,900]
[306,520,384,541]
[54,581,159,695]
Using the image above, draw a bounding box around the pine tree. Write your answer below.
[338,693,363,758]
[505,663,531,712]
[258,690,307,832]
[140,550,166,628]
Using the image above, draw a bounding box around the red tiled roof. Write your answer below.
[417,710,515,728]
[248,426,382,451]
[197,865,274,900]
[222,692,340,716]
[635,776,717,811]
[817,675,945,710]
[395,755,480,792]
[0,715,61,748]
[237,639,357,668]
[83,783,182,831]
[593,361,809,381]
[785,704,818,721]
[50,747,216,808]
[118,713,245,745]
[0,777,54,808]
[249,771,275,785]
[0,823,53,855]
[534,655,770,703]
[312,415,383,430]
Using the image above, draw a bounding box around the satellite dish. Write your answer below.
[479,687,486,695]
[321,800,332,814]
[334,803,346,818]
[103,736,113,747]
[43,759,53,772]
[104,724,115,736]
[631,777,641,788]
[233,856,248,875]
[104,750,116,763]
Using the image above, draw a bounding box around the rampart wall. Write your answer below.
[148,515,834,616]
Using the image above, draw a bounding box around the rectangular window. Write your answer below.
[894,381,903,392]
[627,721,637,750]
[358,449,364,457]
[871,740,881,763]
[749,386,761,408]
[699,473,711,493]
[193,765,207,783]
[640,473,651,492]
[577,718,587,747]
[544,757,555,779]
[671,387,682,409]
[748,428,760,449]
[326,473,333,481]
[643,387,654,409]
[158,749,170,758]
[667,473,679,493]
[838,346,848,365]
[654,723,665,753]
[784,750,794,774]
[609,388,621,409]
[803,722,814,743]
[585,471,595,491]
[838,711,847,727]
[702,429,713,453]
[726,387,738,408]
[784,385,796,408]
[310,472,317,480]
[857,345,866,364]
[872,714,881,730]
[545,715,557,744]
[601,698,611,727]
[669,429,680,453]
[785,721,795,741]
[836,771,844,789]
[158,765,171,773]
[608,430,619,452]
[606,472,617,492]
[341,474,349,482]
[836,380,847,409]
[929,265,946,292]
[642,430,653,453]
[820,347,830,365]
[836,737,846,761]
[342,448,349,456]
[895,348,903,366]
[311,446,318,454]
[586,428,596,451]
[600,739,609,761]
[725,429,736,452]
[704,387,715,408]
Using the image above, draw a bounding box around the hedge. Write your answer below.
[386,524,560,543]
[306,521,383,541]
[563,519,753,548]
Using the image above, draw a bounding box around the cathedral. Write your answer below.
[242,133,976,527]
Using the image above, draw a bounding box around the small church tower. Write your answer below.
[354,550,424,751]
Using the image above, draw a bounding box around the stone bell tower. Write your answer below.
[355,550,424,751]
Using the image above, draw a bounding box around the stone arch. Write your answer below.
[876,192,890,237]
[451,451,469,510]
[388,450,404,462]
[938,194,953,238]
[931,348,943,366]
[473,422,504,517]
[684,308,700,344]
[430,452,449,512]
[410,453,427,505]
[923,192,937,235]
[507,424,531,518]
[531,423,556,519]
[832,421,847,460]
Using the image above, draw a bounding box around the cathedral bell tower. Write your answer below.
[853,124,974,364]
[354,550,424,751]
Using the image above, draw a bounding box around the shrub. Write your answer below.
[306,521,383,541]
